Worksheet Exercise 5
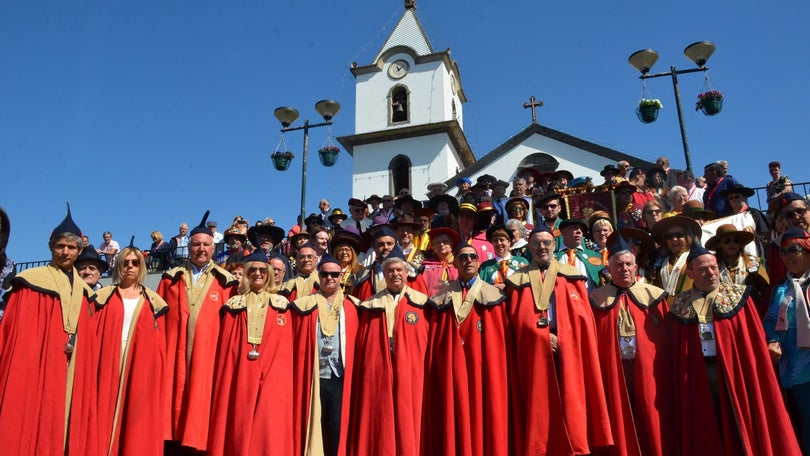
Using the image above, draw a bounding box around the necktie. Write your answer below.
[496,259,509,284]
[567,249,576,266]
[461,283,468,300]
[356,219,362,232]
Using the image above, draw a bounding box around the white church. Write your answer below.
[338,1,652,198]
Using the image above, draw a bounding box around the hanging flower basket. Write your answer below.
[318,146,340,167]
[636,99,662,124]
[696,90,723,116]
[271,151,294,171]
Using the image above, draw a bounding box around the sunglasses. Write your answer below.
[722,237,741,245]
[783,208,808,219]
[531,240,555,248]
[318,271,342,278]
[541,204,559,210]
[644,209,662,215]
[664,231,686,241]
[456,253,479,262]
[779,244,806,256]
[122,259,140,267]
[248,267,268,274]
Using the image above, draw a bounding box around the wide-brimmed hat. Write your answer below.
[304,213,323,226]
[289,230,310,245]
[600,164,619,177]
[476,174,498,187]
[651,215,702,245]
[393,194,423,209]
[681,200,716,221]
[485,224,515,243]
[613,181,637,194]
[75,247,109,273]
[428,194,460,214]
[328,209,348,224]
[519,167,542,183]
[505,197,530,211]
[364,194,382,204]
[391,215,421,230]
[331,228,361,253]
[426,182,448,192]
[347,198,366,209]
[720,183,755,199]
[492,179,510,189]
[223,229,248,244]
[537,172,556,184]
[413,207,435,219]
[559,218,588,232]
[645,167,667,180]
[248,225,285,247]
[555,170,574,182]
[705,224,756,251]
[534,193,562,207]
[428,227,461,247]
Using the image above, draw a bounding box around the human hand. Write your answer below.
[768,341,782,364]
[550,334,558,354]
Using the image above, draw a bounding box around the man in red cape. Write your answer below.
[279,243,320,301]
[352,226,427,301]
[0,205,98,455]
[158,211,237,453]
[667,244,801,455]
[290,255,358,456]
[208,251,294,455]
[589,234,673,456]
[92,244,168,455]
[421,243,509,456]
[346,247,429,456]
[505,225,613,455]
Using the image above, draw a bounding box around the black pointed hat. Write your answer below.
[686,240,712,264]
[189,210,213,237]
[51,202,82,240]
[128,236,136,248]
[608,232,632,258]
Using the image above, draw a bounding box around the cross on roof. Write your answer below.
[523,96,544,123]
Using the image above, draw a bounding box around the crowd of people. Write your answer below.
[0,156,807,455]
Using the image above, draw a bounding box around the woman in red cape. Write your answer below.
[208,251,295,455]
[93,245,168,455]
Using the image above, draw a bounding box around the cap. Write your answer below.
[781,227,810,242]
[373,226,397,240]
[458,202,478,213]
[74,247,109,273]
[607,232,632,258]
[456,177,473,186]
[686,241,712,264]
[317,255,341,269]
[777,192,805,210]
[529,224,554,237]
[242,251,270,264]
[190,210,213,237]
[51,202,82,239]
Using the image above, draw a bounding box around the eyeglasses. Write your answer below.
[122,259,140,267]
[248,267,268,274]
[456,253,479,262]
[664,231,686,241]
[783,208,808,219]
[541,204,559,210]
[644,209,662,215]
[531,240,555,248]
[318,271,342,278]
[779,244,806,256]
[722,237,741,245]
[508,206,525,212]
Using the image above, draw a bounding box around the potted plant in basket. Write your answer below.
[696,90,723,116]
[636,99,662,124]
[271,150,294,171]
[318,145,341,167]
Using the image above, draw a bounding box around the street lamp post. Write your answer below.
[273,100,340,230]
[628,41,717,173]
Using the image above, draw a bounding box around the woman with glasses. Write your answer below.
[331,229,362,294]
[651,216,701,298]
[706,224,770,316]
[765,227,810,455]
[666,185,688,216]
[93,242,168,455]
[505,197,534,229]
[209,251,294,455]
[722,183,769,255]
[641,200,665,233]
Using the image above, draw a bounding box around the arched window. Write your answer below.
[390,85,409,124]
[389,155,411,194]
[517,153,559,175]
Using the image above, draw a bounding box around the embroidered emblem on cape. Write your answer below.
[476,319,483,333]
[570,292,579,301]
[405,311,419,325]
[587,257,603,266]
[277,314,287,326]
[210,292,219,302]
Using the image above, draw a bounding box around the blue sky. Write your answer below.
[2,0,809,262]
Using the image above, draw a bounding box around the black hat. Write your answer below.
[559,218,588,232]
[248,225,285,247]
[394,195,423,209]
[190,210,213,237]
[645,167,667,181]
[686,241,712,264]
[242,250,270,264]
[328,209,349,224]
[600,164,618,177]
[75,247,109,273]
[331,228,361,253]
[224,230,248,244]
[348,198,366,209]
[607,232,632,258]
[486,224,514,243]
[529,223,554,237]
[720,183,755,199]
[317,255,341,269]
[534,193,562,206]
[476,174,497,186]
[365,194,382,204]
[782,227,810,242]
[51,202,82,240]
[305,213,324,226]
[386,245,406,261]
[373,226,397,240]
[428,194,459,214]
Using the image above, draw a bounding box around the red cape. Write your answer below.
[667,288,801,455]
[158,266,236,451]
[0,279,98,455]
[208,300,295,455]
[420,285,510,456]
[506,267,613,455]
[93,288,167,455]
[290,294,357,456]
[590,284,674,456]
[345,290,429,456]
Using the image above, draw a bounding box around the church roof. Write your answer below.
[374,4,433,62]
[445,122,655,185]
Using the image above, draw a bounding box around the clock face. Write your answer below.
[388,60,409,79]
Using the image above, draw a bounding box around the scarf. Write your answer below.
[660,251,688,295]
[777,270,810,348]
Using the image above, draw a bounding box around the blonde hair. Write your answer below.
[237,260,278,294]
[151,230,163,242]
[113,247,147,285]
